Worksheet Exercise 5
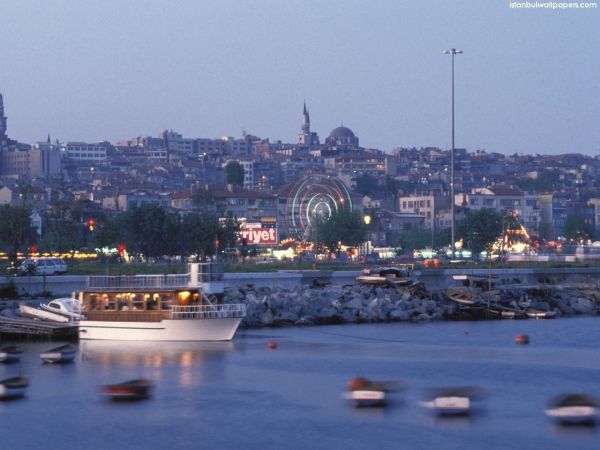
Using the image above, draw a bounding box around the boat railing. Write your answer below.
[170,304,246,320]
[87,274,190,290]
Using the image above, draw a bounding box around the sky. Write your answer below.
[0,0,599,155]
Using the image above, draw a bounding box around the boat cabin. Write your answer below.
[81,288,202,321]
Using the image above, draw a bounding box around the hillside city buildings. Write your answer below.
[1,91,600,250]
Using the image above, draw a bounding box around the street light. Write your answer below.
[444,48,462,258]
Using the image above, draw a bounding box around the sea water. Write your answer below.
[1,317,599,450]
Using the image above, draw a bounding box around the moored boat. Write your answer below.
[19,304,69,323]
[0,376,29,399]
[40,344,77,364]
[345,377,388,407]
[41,298,84,321]
[0,345,24,363]
[356,266,413,287]
[102,379,153,401]
[545,393,598,425]
[444,287,480,306]
[78,263,245,341]
[525,308,557,319]
[421,386,486,415]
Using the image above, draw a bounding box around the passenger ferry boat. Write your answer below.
[78,263,246,341]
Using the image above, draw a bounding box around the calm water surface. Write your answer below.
[2,317,600,450]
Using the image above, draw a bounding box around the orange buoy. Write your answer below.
[515,334,529,345]
[267,341,278,350]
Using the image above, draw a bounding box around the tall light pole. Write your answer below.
[444,48,462,258]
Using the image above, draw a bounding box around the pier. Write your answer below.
[0,316,78,340]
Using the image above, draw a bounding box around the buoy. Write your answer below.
[267,341,278,350]
[515,334,529,345]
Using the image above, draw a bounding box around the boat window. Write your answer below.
[132,293,144,310]
[160,294,172,310]
[104,294,116,310]
[178,291,191,306]
[50,303,60,309]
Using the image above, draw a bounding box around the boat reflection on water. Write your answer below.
[81,340,236,369]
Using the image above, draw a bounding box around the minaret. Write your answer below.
[301,101,310,134]
[0,93,7,138]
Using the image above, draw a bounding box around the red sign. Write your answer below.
[239,222,278,246]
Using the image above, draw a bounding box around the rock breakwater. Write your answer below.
[223,282,600,328]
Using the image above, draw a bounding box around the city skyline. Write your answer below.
[0,0,599,154]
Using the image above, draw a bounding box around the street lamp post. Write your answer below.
[444,48,462,258]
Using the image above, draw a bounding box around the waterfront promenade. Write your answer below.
[2,266,599,297]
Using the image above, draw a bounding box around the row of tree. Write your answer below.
[0,204,239,263]
[0,203,594,264]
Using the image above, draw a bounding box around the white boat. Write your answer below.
[0,345,24,363]
[40,298,84,320]
[19,304,69,323]
[546,394,598,425]
[344,377,404,407]
[78,263,246,341]
[525,308,557,319]
[421,396,471,415]
[421,386,485,415]
[0,376,29,399]
[40,344,77,364]
[345,389,386,407]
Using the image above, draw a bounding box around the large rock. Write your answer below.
[259,310,274,325]
[569,297,595,314]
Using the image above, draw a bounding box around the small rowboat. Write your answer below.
[40,344,77,364]
[444,287,480,306]
[102,379,153,401]
[546,393,598,425]
[0,376,29,399]
[0,345,24,363]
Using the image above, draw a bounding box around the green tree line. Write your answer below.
[0,204,239,263]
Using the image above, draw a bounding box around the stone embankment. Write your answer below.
[223,282,600,327]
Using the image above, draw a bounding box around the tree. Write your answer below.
[117,204,180,260]
[457,208,503,258]
[178,213,239,260]
[564,214,592,242]
[39,217,81,252]
[0,204,37,263]
[515,169,561,193]
[315,208,367,253]
[94,216,119,249]
[395,228,450,253]
[180,213,220,260]
[225,161,244,187]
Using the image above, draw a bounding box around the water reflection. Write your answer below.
[81,341,235,368]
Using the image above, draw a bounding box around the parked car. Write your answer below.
[19,257,67,275]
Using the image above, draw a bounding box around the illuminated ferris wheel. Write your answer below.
[285,174,353,240]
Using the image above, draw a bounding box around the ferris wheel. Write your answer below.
[285,174,353,240]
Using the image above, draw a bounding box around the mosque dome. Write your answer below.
[328,126,355,140]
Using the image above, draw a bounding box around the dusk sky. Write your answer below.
[1,0,598,155]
